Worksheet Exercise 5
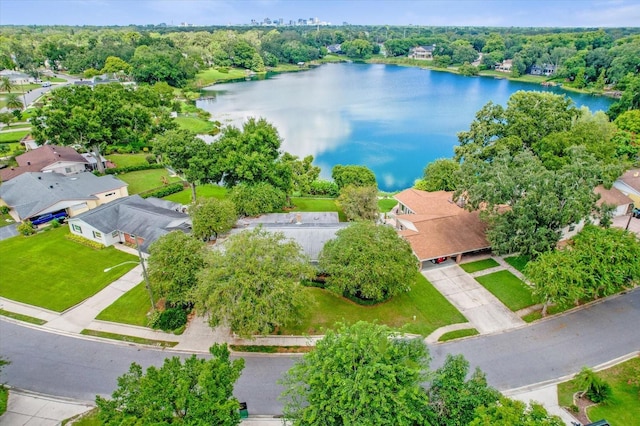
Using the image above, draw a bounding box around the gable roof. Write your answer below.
[394,188,490,260]
[71,195,191,252]
[1,145,88,181]
[0,172,127,220]
[594,185,633,207]
[617,169,640,194]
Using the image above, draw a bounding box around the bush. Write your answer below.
[576,367,614,404]
[17,221,35,236]
[104,163,164,174]
[0,205,9,214]
[149,307,188,332]
[230,182,286,216]
[307,179,339,197]
[65,233,105,249]
[50,219,61,228]
[140,182,185,199]
[145,155,156,164]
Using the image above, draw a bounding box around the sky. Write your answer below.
[0,0,639,27]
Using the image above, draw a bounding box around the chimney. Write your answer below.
[295,213,302,225]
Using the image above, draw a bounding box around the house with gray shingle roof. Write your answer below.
[0,172,128,223]
[68,195,190,253]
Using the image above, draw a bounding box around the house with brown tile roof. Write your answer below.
[613,168,640,206]
[0,145,105,182]
[392,189,490,267]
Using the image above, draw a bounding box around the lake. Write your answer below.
[198,63,615,192]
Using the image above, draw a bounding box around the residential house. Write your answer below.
[327,44,342,54]
[408,45,435,60]
[495,59,513,72]
[530,63,557,76]
[0,70,30,85]
[392,189,490,267]
[68,195,190,253]
[0,172,128,223]
[0,145,106,182]
[232,212,350,263]
[613,169,640,206]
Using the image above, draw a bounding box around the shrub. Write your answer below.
[140,182,185,199]
[145,154,156,164]
[230,182,286,216]
[65,233,105,249]
[17,221,35,236]
[308,179,339,197]
[149,307,188,331]
[50,219,61,228]
[104,163,164,174]
[576,367,613,404]
[0,205,9,214]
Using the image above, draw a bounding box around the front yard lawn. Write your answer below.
[0,226,137,312]
[475,270,535,311]
[0,130,29,143]
[115,169,182,194]
[558,356,640,426]
[284,197,346,222]
[175,116,216,134]
[504,255,530,273]
[0,211,15,228]
[106,153,150,168]
[460,258,499,273]
[196,67,248,86]
[95,282,151,326]
[378,198,397,212]
[280,273,466,336]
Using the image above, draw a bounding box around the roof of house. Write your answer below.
[1,145,88,181]
[231,213,347,262]
[617,169,640,194]
[394,189,490,260]
[0,172,127,220]
[594,185,633,207]
[69,195,191,252]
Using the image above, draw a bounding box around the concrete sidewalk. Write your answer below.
[422,264,525,335]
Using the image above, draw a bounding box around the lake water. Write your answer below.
[198,63,614,192]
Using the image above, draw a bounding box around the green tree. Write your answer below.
[280,321,430,426]
[426,354,501,426]
[101,55,132,74]
[281,153,321,196]
[213,118,291,193]
[319,221,418,303]
[96,345,244,425]
[416,158,461,192]
[341,39,374,59]
[153,129,213,203]
[0,112,14,127]
[574,367,613,403]
[4,93,23,111]
[147,231,207,306]
[0,76,14,93]
[229,182,286,217]
[194,227,314,338]
[331,164,377,189]
[470,397,564,426]
[130,42,195,87]
[337,185,379,222]
[190,197,237,241]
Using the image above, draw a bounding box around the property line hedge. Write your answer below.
[105,164,164,174]
[140,182,185,199]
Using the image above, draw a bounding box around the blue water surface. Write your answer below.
[198,63,614,192]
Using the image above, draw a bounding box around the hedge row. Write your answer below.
[105,164,164,174]
[65,233,105,250]
[140,182,185,199]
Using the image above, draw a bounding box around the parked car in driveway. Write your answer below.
[431,257,448,264]
[633,207,640,218]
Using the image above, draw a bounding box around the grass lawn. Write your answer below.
[0,308,47,325]
[475,270,535,311]
[0,211,15,228]
[460,258,499,273]
[175,116,216,134]
[558,356,640,426]
[0,130,29,143]
[106,153,150,168]
[280,273,466,336]
[378,198,397,212]
[81,329,178,348]
[285,197,346,222]
[438,328,479,342]
[504,255,530,273]
[0,226,137,312]
[65,408,100,425]
[96,282,151,326]
[195,67,248,86]
[115,169,182,194]
[163,184,228,204]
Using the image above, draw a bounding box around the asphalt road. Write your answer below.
[1,287,639,415]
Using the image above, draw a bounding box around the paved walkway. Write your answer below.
[422,264,526,335]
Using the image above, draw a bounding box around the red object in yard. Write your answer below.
[431,257,447,264]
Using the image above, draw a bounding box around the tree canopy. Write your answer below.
[147,231,207,306]
[96,344,244,425]
[319,222,418,303]
[337,185,379,222]
[280,321,430,426]
[470,397,564,426]
[190,198,237,241]
[331,164,377,189]
[415,158,461,192]
[193,227,314,338]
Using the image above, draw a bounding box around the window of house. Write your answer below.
[105,192,115,197]
[111,230,119,238]
[72,224,82,233]
[93,231,102,239]
[65,167,72,173]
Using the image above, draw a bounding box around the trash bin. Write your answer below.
[239,402,249,419]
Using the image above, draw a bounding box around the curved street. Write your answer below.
[1,287,639,415]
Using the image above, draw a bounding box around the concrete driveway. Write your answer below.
[422,264,525,334]
[0,223,18,241]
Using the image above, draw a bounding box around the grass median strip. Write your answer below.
[229,345,313,353]
[475,270,535,311]
[438,328,479,342]
[0,309,47,325]
[81,329,178,348]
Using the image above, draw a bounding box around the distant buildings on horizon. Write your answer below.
[175,17,341,27]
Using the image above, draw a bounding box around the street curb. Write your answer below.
[502,350,640,396]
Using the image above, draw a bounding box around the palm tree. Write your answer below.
[4,93,23,110]
[0,76,14,93]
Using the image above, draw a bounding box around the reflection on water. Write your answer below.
[197,63,614,192]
